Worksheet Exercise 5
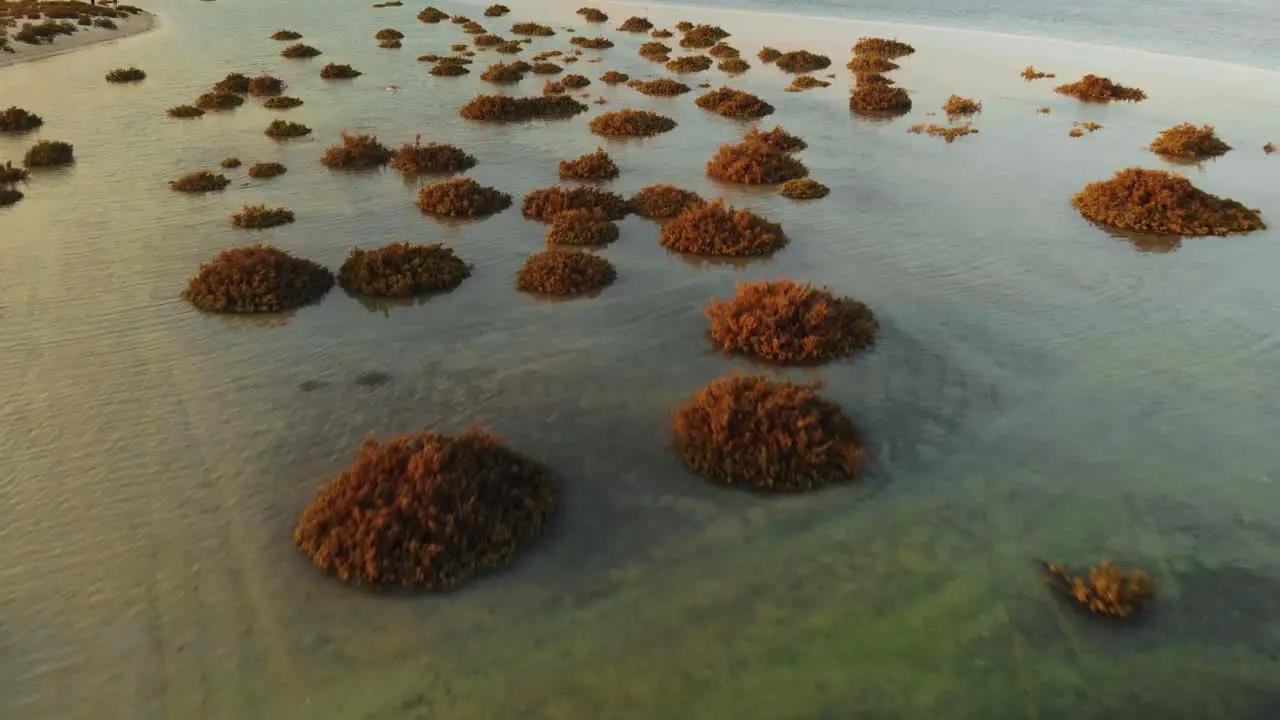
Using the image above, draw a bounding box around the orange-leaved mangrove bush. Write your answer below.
[659,199,786,256]
[666,54,712,73]
[320,132,393,168]
[320,63,362,79]
[339,242,471,297]
[629,184,704,218]
[559,147,619,180]
[705,279,876,362]
[473,33,504,47]
[391,137,477,174]
[855,72,894,87]
[1054,74,1146,102]
[588,108,677,137]
[744,125,807,153]
[1021,65,1055,80]
[695,86,775,119]
[853,37,915,58]
[849,85,912,115]
[757,46,781,63]
[718,57,749,73]
[1072,168,1264,237]
[0,106,44,132]
[167,104,205,118]
[847,54,898,73]
[1148,123,1232,159]
[248,161,287,179]
[617,16,653,32]
[417,6,447,22]
[459,94,588,121]
[780,178,829,199]
[170,170,230,192]
[104,66,144,83]
[775,50,831,73]
[265,119,311,138]
[213,72,250,93]
[531,61,563,74]
[230,204,295,229]
[416,177,512,218]
[516,250,616,295]
[627,77,690,96]
[263,96,303,109]
[942,94,981,116]
[247,74,285,96]
[281,42,321,58]
[577,7,608,23]
[706,140,808,184]
[494,40,522,54]
[638,40,670,57]
[482,61,529,82]
[1264,142,1276,154]
[293,427,557,589]
[545,209,621,245]
[522,185,629,221]
[600,70,629,84]
[510,22,554,36]
[787,74,830,91]
[431,62,469,76]
[570,35,612,49]
[561,73,590,88]
[543,80,566,96]
[671,374,865,492]
[195,91,244,109]
[1043,561,1154,620]
[708,42,739,58]
[182,245,332,312]
[271,29,302,40]
[22,140,73,167]
[483,4,509,17]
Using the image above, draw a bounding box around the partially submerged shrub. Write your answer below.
[659,200,786,256]
[264,96,304,109]
[482,61,528,82]
[282,43,321,58]
[696,86,774,119]
[853,37,915,58]
[417,6,448,23]
[1073,121,1103,133]
[546,209,620,245]
[561,73,590,88]
[246,74,284,97]
[170,170,230,192]
[589,109,676,137]
[271,29,302,40]
[558,147,618,180]
[1054,74,1146,102]
[105,66,144,83]
[459,94,588,121]
[248,161,287,179]
[705,280,876,362]
[617,16,652,32]
[707,141,807,184]
[375,28,405,41]
[213,73,250,93]
[1021,65,1055,80]
[708,42,738,58]
[1149,123,1232,159]
[1,107,44,132]
[849,85,912,115]
[675,21,694,32]
[855,72,894,87]
[638,41,670,57]
[494,40,522,54]
[522,185,629,221]
[787,74,830,91]
[473,33,504,47]
[666,55,712,73]
[0,161,31,184]
[651,28,673,38]
[718,58,749,73]
[195,91,245,109]
[628,77,690,96]
[847,54,898,73]
[629,184,704,218]
[320,131,393,168]
[265,119,311,138]
[745,126,807,153]
[339,242,471,297]
[672,374,864,492]
[571,35,612,49]
[776,50,831,74]
[23,140,73,167]
[531,61,562,74]
[483,4,510,17]
[320,63,362,79]
[510,22,554,36]
[231,204,295,229]
[577,8,608,23]
[943,94,981,116]
[389,137,477,175]
[416,177,512,217]
[758,46,781,63]
[379,38,402,49]
[1072,168,1264,237]
[167,104,205,118]
[1043,561,1154,619]
[516,250,616,295]
[182,245,332,312]
[907,122,979,143]
[600,70,629,84]
[543,80,565,96]
[293,427,556,589]
[780,178,829,199]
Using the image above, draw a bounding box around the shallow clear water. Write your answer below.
[2,0,1280,718]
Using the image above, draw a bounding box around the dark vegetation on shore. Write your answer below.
[516,250,617,295]
[660,200,786,256]
[339,242,471,297]
[182,245,332,312]
[459,94,588,121]
[321,132,393,168]
[705,280,877,363]
[559,147,619,180]
[170,170,230,192]
[523,185,629,221]
[416,177,512,217]
[1072,168,1264,236]
[588,109,676,137]
[546,209,620,245]
[1148,123,1232,159]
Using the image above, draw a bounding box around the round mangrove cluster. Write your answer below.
[638,41,670,58]
[561,74,591,89]
[459,94,588,121]
[757,46,781,63]
[627,77,689,96]
[853,37,915,58]
[1071,167,1264,237]
[577,7,608,23]
[320,131,393,169]
[1043,561,1154,619]
[473,33,505,47]
[282,43,321,59]
[182,245,333,313]
[522,185,630,221]
[588,109,676,137]
[708,43,739,58]
[320,63,362,79]
[659,200,786,257]
[23,140,74,167]
[559,147,618,180]
[775,50,831,74]
[195,90,245,110]
[617,16,653,32]
[265,119,311,138]
[484,4,510,18]
[546,209,621,246]
[264,96,304,109]
[745,126,807,153]
[651,28,674,38]
[418,7,447,22]
[629,184,704,219]
[482,61,527,82]
[780,178,830,199]
[105,66,145,83]
[570,36,613,49]
[339,242,471,297]
[248,161,287,179]
[1,106,44,132]
[213,73,250,93]
[416,177,512,218]
[293,428,557,589]
[170,170,230,192]
[680,24,729,49]
[516,250,617,295]
[706,140,809,185]
[850,84,912,115]
[600,70,629,84]
[431,62,469,76]
[271,29,302,40]
[167,104,205,118]
[671,374,865,493]
[1149,123,1232,159]
[666,55,712,73]
[718,58,750,74]
[705,280,877,363]
[510,22,555,36]
[531,62,562,75]
[695,86,774,119]
[391,138,477,174]
[247,74,285,96]
[1054,74,1146,102]
[231,204,295,229]
[847,54,898,73]
[942,94,982,116]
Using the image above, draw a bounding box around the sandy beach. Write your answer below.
[0,7,155,68]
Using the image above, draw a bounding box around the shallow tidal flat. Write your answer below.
[2,0,1280,718]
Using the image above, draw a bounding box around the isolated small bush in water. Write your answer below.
[577,7,608,23]
[666,55,712,73]
[600,70,629,84]
[105,66,144,83]
[758,47,781,63]
[213,73,251,93]
[511,22,555,36]
[1021,65,1054,80]
[263,96,304,109]
[248,162,287,179]
[231,204,295,229]
[695,87,774,119]
[459,94,588,121]
[182,245,333,313]
[281,43,321,58]
[570,36,612,49]
[705,280,877,362]
[1148,123,1232,159]
[320,63,362,79]
[588,109,677,137]
[516,250,617,295]
[221,157,242,169]
[522,185,629,221]
[943,94,981,116]
[1043,561,1155,619]
[1071,167,1264,237]
[339,242,471,297]
[853,37,915,58]
[391,138,477,174]
[170,170,230,192]
[706,141,808,185]
[195,91,244,109]
[780,178,829,199]
[247,74,285,96]
[167,104,205,118]
[627,78,690,96]
[0,106,44,132]
[1054,74,1146,102]
[617,16,653,32]
[23,140,74,167]
[775,50,831,73]
[787,75,830,92]
[559,147,619,180]
[271,29,302,40]
[849,85,912,115]
[265,119,311,138]
[659,200,787,257]
[847,54,898,73]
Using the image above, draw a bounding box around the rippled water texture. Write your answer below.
[2,0,1280,718]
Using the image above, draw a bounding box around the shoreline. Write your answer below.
[0,9,156,69]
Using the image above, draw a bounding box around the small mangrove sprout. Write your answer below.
[516,250,616,295]
[1072,167,1264,236]
[705,280,876,362]
[182,245,332,312]
[695,86,775,119]
[522,185,629,221]
[1043,561,1154,620]
[320,131,393,169]
[1054,74,1146,102]
[170,170,230,192]
[588,108,677,137]
[105,66,145,83]
[416,177,512,218]
[546,209,620,245]
[339,242,471,297]
[1149,123,1232,159]
[559,147,619,180]
[659,200,786,256]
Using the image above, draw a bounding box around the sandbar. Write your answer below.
[0,8,155,68]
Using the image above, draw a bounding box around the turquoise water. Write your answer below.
[2,0,1279,717]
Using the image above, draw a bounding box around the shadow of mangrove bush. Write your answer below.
[182,245,333,313]
[705,279,877,363]
[546,209,620,245]
[516,249,617,295]
[1072,167,1264,237]
[339,242,471,297]
[659,199,786,256]
[588,108,676,137]
[416,177,512,218]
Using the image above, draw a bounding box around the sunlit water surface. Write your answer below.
[2,0,1279,718]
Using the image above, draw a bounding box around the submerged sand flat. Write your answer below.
[2,0,1280,718]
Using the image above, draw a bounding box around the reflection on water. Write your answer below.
[2,0,1280,717]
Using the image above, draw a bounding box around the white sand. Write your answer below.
[0,9,155,68]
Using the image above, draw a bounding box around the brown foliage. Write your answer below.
[629,184,704,219]
[473,33,504,47]
[320,131,393,169]
[786,74,828,91]
[651,28,673,38]
[1149,123,1232,158]
[659,200,786,256]
[561,73,590,88]
[483,4,509,17]
[638,40,670,57]
[416,177,512,218]
[543,80,565,96]
[494,40,522,54]
[170,170,230,192]
[531,61,562,74]
[706,141,808,185]
[757,46,781,63]
[708,42,738,58]
[666,54,712,73]
[545,209,620,245]
[271,29,302,40]
[213,73,250,93]
[522,185,629,221]
[718,58,749,73]
[705,280,876,362]
[1054,74,1146,102]
[588,109,676,137]
[570,35,612,49]
[460,22,485,35]
[220,157,241,169]
[849,85,912,115]
[417,7,447,22]
[167,104,205,118]
[682,24,730,43]
[1068,128,1085,138]
[195,91,244,109]
[943,94,981,116]
[671,374,864,492]
[391,137,477,174]
[577,8,608,23]
[1021,65,1055,80]
[847,54,898,73]
[853,37,915,58]
[248,162,287,179]
[0,160,30,185]
[1043,561,1154,619]
[675,21,694,32]
[776,50,831,74]
[265,119,311,138]
[856,72,894,87]
[0,106,43,132]
[559,147,618,180]
[516,250,616,295]
[281,43,321,58]
[696,87,774,119]
[321,63,362,79]
[459,94,588,121]
[431,62,469,76]
[600,70,629,84]
[627,77,690,96]
[1265,142,1276,154]
[744,126,807,153]
[182,245,332,313]
[617,16,652,32]
[339,242,471,297]
[379,38,402,49]
[1072,168,1264,237]
[483,61,529,82]
[907,123,979,143]
[104,66,144,83]
[22,140,73,167]
[230,205,295,229]
[293,428,557,589]
[247,74,285,96]
[510,22,554,36]
[264,96,303,109]
[780,178,829,199]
